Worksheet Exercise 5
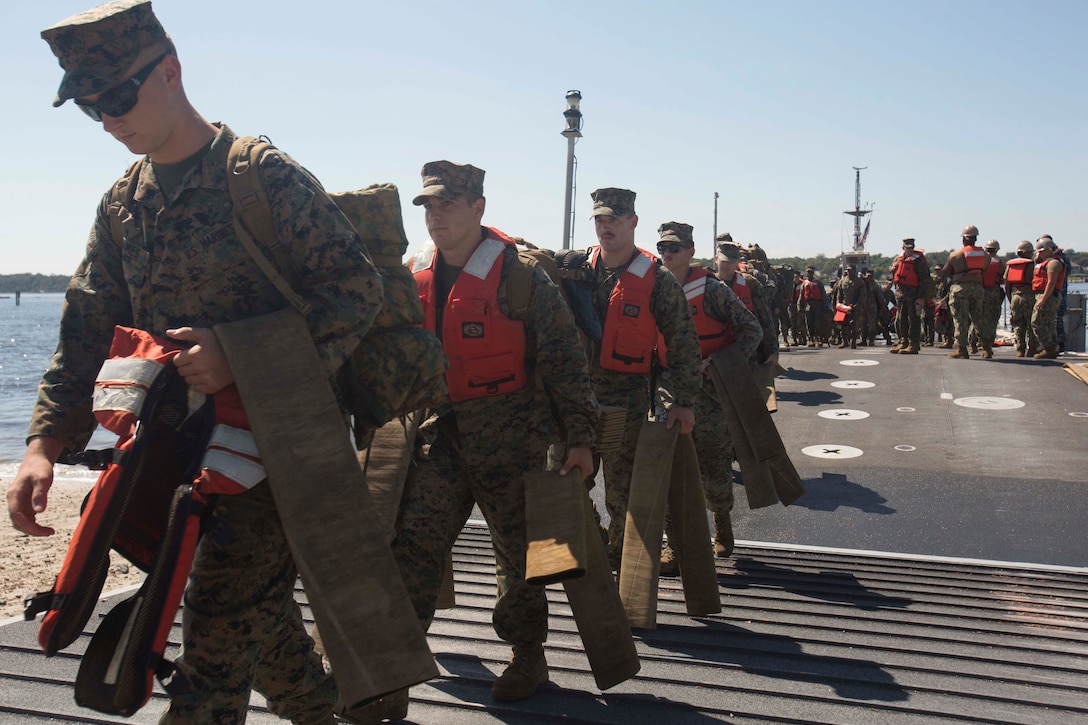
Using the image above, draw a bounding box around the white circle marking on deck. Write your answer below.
[840,359,879,367]
[831,380,875,389]
[1070,412,1088,418]
[894,445,916,452]
[897,407,916,412]
[802,444,863,459]
[953,396,1025,410]
[818,409,871,420]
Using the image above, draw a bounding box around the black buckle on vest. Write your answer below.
[66,448,119,471]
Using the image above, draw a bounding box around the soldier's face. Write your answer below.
[717,257,738,279]
[87,50,180,158]
[423,196,484,250]
[594,213,637,253]
[659,243,694,278]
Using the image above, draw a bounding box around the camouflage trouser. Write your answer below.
[855,303,877,343]
[593,383,652,560]
[805,303,823,343]
[692,381,733,515]
[1010,290,1038,352]
[790,306,807,343]
[894,286,922,347]
[948,283,984,350]
[390,403,552,649]
[1032,292,1062,350]
[971,287,1004,349]
[160,482,337,725]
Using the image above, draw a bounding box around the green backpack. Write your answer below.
[108,135,448,446]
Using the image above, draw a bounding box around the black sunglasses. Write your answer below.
[74,52,170,122]
[656,242,689,254]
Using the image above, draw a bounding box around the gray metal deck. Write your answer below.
[3,342,1087,723]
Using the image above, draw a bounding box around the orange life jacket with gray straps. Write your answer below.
[414,229,529,402]
[591,246,659,373]
[25,326,263,717]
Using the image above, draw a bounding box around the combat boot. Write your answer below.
[492,644,548,701]
[713,512,735,557]
[1016,346,1025,357]
[900,345,919,354]
[948,347,970,359]
[970,342,979,354]
[980,346,993,359]
[888,342,903,354]
[807,342,816,348]
[838,341,847,349]
[1026,346,1039,357]
[659,543,679,576]
[937,340,953,349]
[1034,346,1059,359]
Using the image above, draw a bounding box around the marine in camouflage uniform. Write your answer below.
[890,238,931,353]
[855,270,881,346]
[831,265,863,348]
[585,189,700,567]
[392,161,599,704]
[11,4,385,723]
[1030,237,1065,358]
[716,237,779,363]
[1004,241,1038,356]
[939,226,988,358]
[656,225,762,566]
[972,241,1005,355]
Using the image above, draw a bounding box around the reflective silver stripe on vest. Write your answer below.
[628,254,653,279]
[202,424,265,489]
[464,237,505,280]
[683,277,705,302]
[92,358,166,415]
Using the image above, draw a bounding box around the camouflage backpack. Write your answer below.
[108,136,448,446]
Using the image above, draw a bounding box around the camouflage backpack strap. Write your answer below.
[505,247,543,321]
[107,158,145,248]
[225,135,313,316]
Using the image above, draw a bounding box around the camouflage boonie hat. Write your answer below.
[657,221,693,246]
[411,160,484,205]
[329,184,410,260]
[42,0,167,108]
[716,241,742,261]
[716,232,733,243]
[590,188,635,218]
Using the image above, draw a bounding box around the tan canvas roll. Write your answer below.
[214,308,437,710]
[525,469,587,586]
[562,483,640,690]
[665,433,721,616]
[618,422,678,630]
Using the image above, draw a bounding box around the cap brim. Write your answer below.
[590,206,618,218]
[411,185,459,206]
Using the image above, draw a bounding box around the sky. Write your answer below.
[1,0,1085,276]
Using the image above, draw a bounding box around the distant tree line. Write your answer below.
[0,274,70,293]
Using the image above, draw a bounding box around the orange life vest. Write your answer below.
[893,251,925,287]
[1005,257,1033,287]
[592,246,658,373]
[92,326,265,495]
[1032,257,1067,293]
[414,228,528,402]
[724,271,756,312]
[962,246,988,275]
[687,267,735,357]
[802,278,823,302]
[980,257,1002,288]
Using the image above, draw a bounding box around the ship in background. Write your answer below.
[841,165,872,275]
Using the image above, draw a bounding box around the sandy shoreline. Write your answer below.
[1,479,144,621]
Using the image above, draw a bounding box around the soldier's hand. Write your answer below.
[559,446,594,482]
[666,406,695,435]
[168,327,235,394]
[8,437,63,536]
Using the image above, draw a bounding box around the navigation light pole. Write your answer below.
[561,90,583,250]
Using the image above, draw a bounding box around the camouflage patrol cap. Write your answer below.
[716,241,742,261]
[42,0,167,108]
[657,221,694,246]
[329,183,410,259]
[411,160,485,205]
[902,238,916,248]
[716,232,733,243]
[590,188,635,218]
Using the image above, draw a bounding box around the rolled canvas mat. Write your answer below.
[618,422,678,630]
[215,308,437,709]
[665,433,721,616]
[525,469,587,586]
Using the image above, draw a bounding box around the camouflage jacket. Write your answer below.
[700,273,763,365]
[29,124,383,457]
[440,238,600,451]
[833,276,864,306]
[589,247,701,408]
